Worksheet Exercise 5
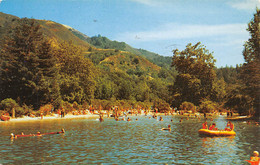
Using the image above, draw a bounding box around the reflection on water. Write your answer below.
[0,115,259,164]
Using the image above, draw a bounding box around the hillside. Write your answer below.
[0,12,162,75]
[67,33,172,68]
[84,48,161,76]
[0,12,91,50]
[0,12,20,42]
[0,12,171,70]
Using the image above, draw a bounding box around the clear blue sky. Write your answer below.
[0,0,259,67]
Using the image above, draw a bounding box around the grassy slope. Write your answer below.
[0,12,161,75]
[0,12,90,50]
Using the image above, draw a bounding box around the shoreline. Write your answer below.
[1,112,255,123]
[2,112,165,122]
[1,113,101,122]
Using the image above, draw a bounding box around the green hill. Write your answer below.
[69,33,172,68]
[0,12,162,75]
[0,12,91,50]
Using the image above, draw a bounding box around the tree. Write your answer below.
[180,101,195,111]
[55,41,96,104]
[171,42,216,106]
[0,18,59,108]
[241,8,260,117]
[134,80,150,102]
[94,77,115,100]
[117,79,133,100]
[199,99,217,113]
[211,78,227,103]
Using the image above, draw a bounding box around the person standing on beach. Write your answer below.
[40,112,43,120]
[61,107,65,118]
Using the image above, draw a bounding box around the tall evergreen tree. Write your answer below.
[241,8,260,117]
[0,18,59,108]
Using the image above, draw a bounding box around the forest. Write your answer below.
[0,9,259,118]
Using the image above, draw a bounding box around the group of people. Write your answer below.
[202,121,234,131]
[10,128,65,139]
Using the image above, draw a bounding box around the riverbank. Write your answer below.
[1,113,100,122]
[1,112,256,123]
[1,112,171,122]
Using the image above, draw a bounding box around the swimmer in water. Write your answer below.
[99,115,104,122]
[246,151,260,164]
[250,151,260,162]
[36,132,42,136]
[159,117,163,121]
[10,133,16,139]
[161,125,171,131]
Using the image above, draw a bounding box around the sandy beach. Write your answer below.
[1,113,100,122]
[1,112,170,122]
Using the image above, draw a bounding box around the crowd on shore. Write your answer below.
[1,105,259,127]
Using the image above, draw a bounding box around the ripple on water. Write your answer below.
[0,116,259,164]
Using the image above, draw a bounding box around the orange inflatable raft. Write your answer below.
[198,129,236,136]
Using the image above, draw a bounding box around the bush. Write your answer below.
[61,101,73,113]
[22,104,34,116]
[180,101,195,112]
[153,99,170,112]
[0,98,19,117]
[38,104,53,116]
[199,100,217,113]
[15,107,26,117]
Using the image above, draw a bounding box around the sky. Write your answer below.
[0,0,259,67]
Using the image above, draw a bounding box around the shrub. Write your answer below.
[180,101,195,112]
[38,104,53,116]
[15,107,26,117]
[0,98,19,117]
[22,104,34,116]
[61,101,73,113]
[153,99,170,112]
[199,100,217,113]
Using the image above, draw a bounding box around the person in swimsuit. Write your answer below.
[225,121,234,131]
[202,121,208,129]
[161,125,171,131]
[246,151,260,165]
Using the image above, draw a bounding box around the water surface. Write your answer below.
[0,115,259,164]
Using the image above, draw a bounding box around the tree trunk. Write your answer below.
[12,108,15,118]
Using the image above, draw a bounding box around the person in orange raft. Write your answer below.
[246,151,260,165]
[202,121,208,129]
[208,123,218,130]
[224,121,234,131]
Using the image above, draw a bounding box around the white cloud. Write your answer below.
[116,23,248,42]
[0,0,3,3]
[228,0,260,11]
